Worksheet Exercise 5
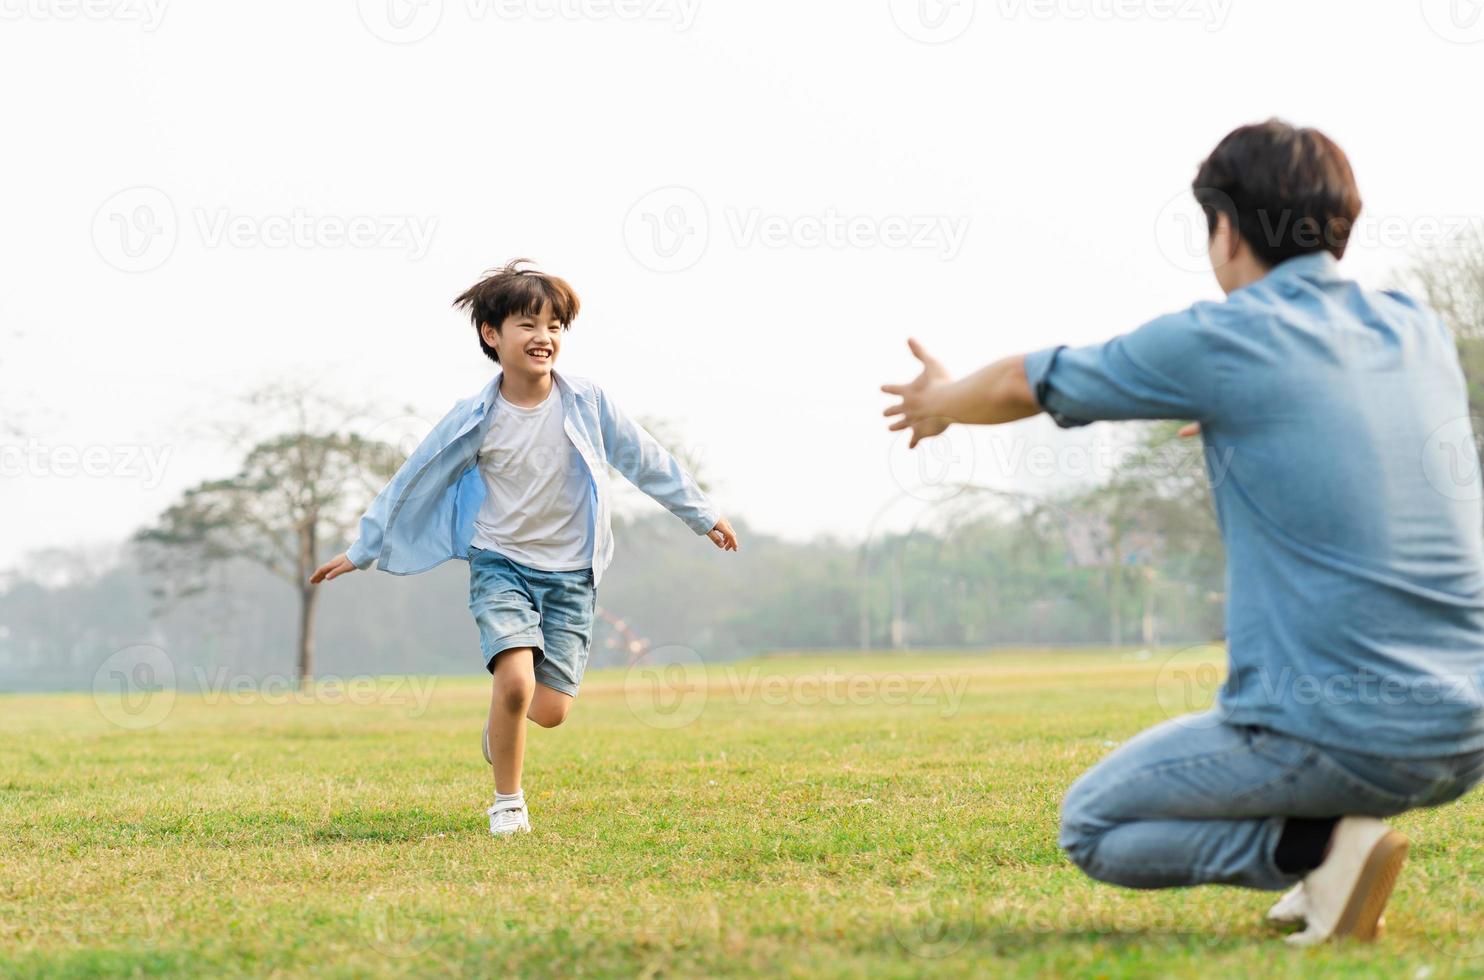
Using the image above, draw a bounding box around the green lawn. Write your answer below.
[2,648,1481,977]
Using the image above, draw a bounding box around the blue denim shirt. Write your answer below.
[1024,253,1484,758]
[346,371,719,586]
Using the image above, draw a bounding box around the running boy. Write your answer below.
[311,260,739,835]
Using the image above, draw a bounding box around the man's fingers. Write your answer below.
[883,402,905,417]
[888,419,911,432]
[1178,422,1201,438]
[880,383,904,396]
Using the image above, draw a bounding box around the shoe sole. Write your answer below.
[1333,830,1409,942]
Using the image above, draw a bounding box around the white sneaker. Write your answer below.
[1285,817,1408,946]
[488,799,531,836]
[481,719,492,766]
[1267,883,1308,924]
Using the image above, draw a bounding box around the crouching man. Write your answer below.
[881,120,1484,945]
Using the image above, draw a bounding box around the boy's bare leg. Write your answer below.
[488,647,536,795]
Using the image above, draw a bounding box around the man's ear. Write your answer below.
[1214,211,1241,266]
[480,321,500,347]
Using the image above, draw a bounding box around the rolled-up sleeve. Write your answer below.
[1023,308,1218,429]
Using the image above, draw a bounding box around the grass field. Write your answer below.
[2,647,1481,978]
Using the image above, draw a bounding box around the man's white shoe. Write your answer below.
[1267,881,1385,934]
[1285,817,1408,946]
[488,799,531,836]
[1267,883,1308,924]
[481,719,492,766]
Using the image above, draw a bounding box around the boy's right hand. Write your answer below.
[310,553,358,584]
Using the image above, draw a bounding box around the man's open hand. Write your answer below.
[708,517,740,552]
[309,553,357,584]
[881,338,954,448]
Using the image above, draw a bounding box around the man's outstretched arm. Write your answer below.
[880,338,1041,448]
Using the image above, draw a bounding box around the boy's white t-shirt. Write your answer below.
[470,385,594,571]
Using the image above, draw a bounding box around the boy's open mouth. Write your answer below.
[525,347,552,362]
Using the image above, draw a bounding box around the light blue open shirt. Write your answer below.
[346,371,719,586]
[1024,253,1484,758]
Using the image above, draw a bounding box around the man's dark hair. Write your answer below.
[452,259,580,364]
[1193,120,1363,269]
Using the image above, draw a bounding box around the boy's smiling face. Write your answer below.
[481,300,565,379]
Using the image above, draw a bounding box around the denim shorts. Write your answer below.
[467,547,596,696]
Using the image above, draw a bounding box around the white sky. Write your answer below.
[3,0,1483,569]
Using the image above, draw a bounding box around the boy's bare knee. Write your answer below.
[491,651,536,715]
[528,701,570,728]
[497,682,534,716]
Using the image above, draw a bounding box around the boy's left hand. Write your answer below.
[708,518,740,552]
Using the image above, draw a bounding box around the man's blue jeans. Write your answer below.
[1059,711,1484,891]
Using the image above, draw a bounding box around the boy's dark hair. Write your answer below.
[452,259,580,364]
[1193,119,1363,269]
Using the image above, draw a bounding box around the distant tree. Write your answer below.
[1402,231,1484,462]
[136,384,399,685]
